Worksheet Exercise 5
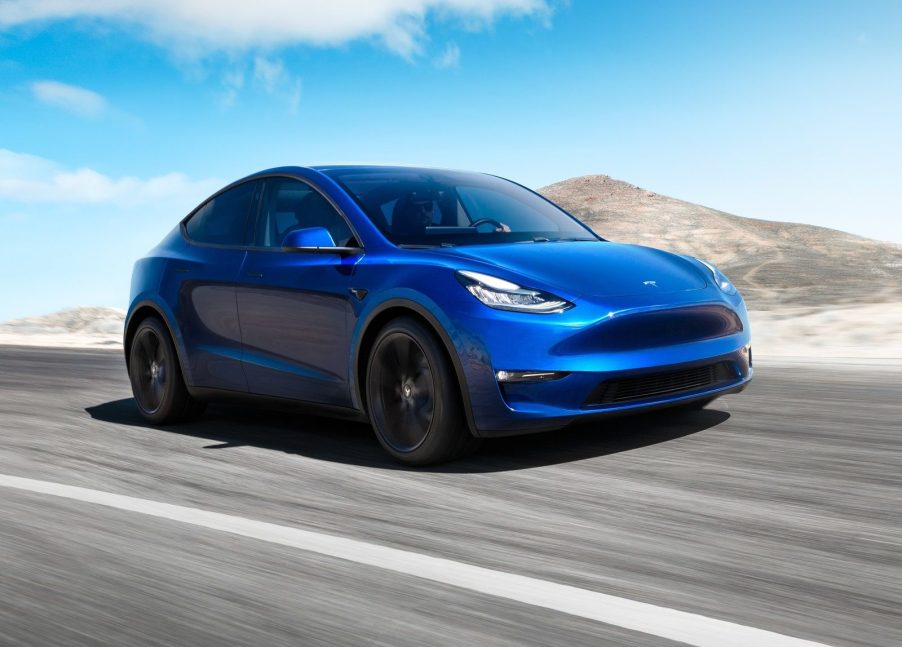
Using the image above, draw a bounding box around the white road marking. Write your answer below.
[0,473,832,647]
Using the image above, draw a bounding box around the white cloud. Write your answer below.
[0,149,220,207]
[286,83,302,114]
[0,0,551,58]
[434,42,461,69]
[219,68,245,107]
[253,56,302,113]
[253,56,286,93]
[218,57,302,112]
[30,80,107,117]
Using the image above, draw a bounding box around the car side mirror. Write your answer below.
[281,227,362,255]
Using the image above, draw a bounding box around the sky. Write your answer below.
[0,0,900,320]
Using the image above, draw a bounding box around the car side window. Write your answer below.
[256,178,354,248]
[185,180,258,246]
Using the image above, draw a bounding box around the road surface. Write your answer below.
[0,346,899,646]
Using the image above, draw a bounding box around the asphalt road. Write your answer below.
[0,346,900,646]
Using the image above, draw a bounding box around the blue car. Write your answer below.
[125,166,752,465]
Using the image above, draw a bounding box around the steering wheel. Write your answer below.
[470,218,508,232]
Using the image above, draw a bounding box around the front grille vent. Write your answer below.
[584,361,736,406]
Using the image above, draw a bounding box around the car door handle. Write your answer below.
[245,271,264,278]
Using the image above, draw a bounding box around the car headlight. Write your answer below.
[698,259,737,295]
[456,270,573,313]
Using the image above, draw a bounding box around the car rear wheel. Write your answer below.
[128,317,205,424]
[366,317,479,465]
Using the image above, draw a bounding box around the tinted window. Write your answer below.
[324,168,597,247]
[256,178,354,247]
[186,181,257,246]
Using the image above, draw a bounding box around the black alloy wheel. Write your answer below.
[132,325,166,414]
[128,317,205,424]
[366,317,479,465]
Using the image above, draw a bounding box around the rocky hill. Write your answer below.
[540,175,902,308]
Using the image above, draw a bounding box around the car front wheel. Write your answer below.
[366,317,479,465]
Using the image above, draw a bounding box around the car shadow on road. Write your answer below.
[85,398,730,473]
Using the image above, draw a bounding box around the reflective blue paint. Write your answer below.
[236,250,359,406]
[437,242,709,299]
[126,166,752,437]
[282,226,337,248]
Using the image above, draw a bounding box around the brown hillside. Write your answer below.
[540,175,902,308]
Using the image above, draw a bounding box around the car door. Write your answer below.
[236,176,361,407]
[161,179,260,392]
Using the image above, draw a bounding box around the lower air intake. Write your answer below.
[584,361,736,406]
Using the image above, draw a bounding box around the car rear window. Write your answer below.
[185,180,257,246]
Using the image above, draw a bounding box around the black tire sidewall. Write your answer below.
[128,317,189,424]
[366,317,469,465]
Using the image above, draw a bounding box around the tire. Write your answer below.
[365,317,480,465]
[128,317,206,424]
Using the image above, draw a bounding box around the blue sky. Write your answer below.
[0,0,900,319]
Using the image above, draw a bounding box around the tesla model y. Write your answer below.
[125,166,752,465]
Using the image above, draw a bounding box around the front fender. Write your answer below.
[349,289,489,437]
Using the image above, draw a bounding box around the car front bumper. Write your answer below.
[446,288,753,437]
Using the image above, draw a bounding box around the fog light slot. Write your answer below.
[495,370,569,383]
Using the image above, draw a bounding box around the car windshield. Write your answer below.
[322,168,600,247]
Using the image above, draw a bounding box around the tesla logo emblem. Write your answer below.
[642,280,658,287]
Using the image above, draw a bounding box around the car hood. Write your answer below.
[438,241,708,299]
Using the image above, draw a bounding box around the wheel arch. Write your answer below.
[353,299,478,437]
[123,300,188,380]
